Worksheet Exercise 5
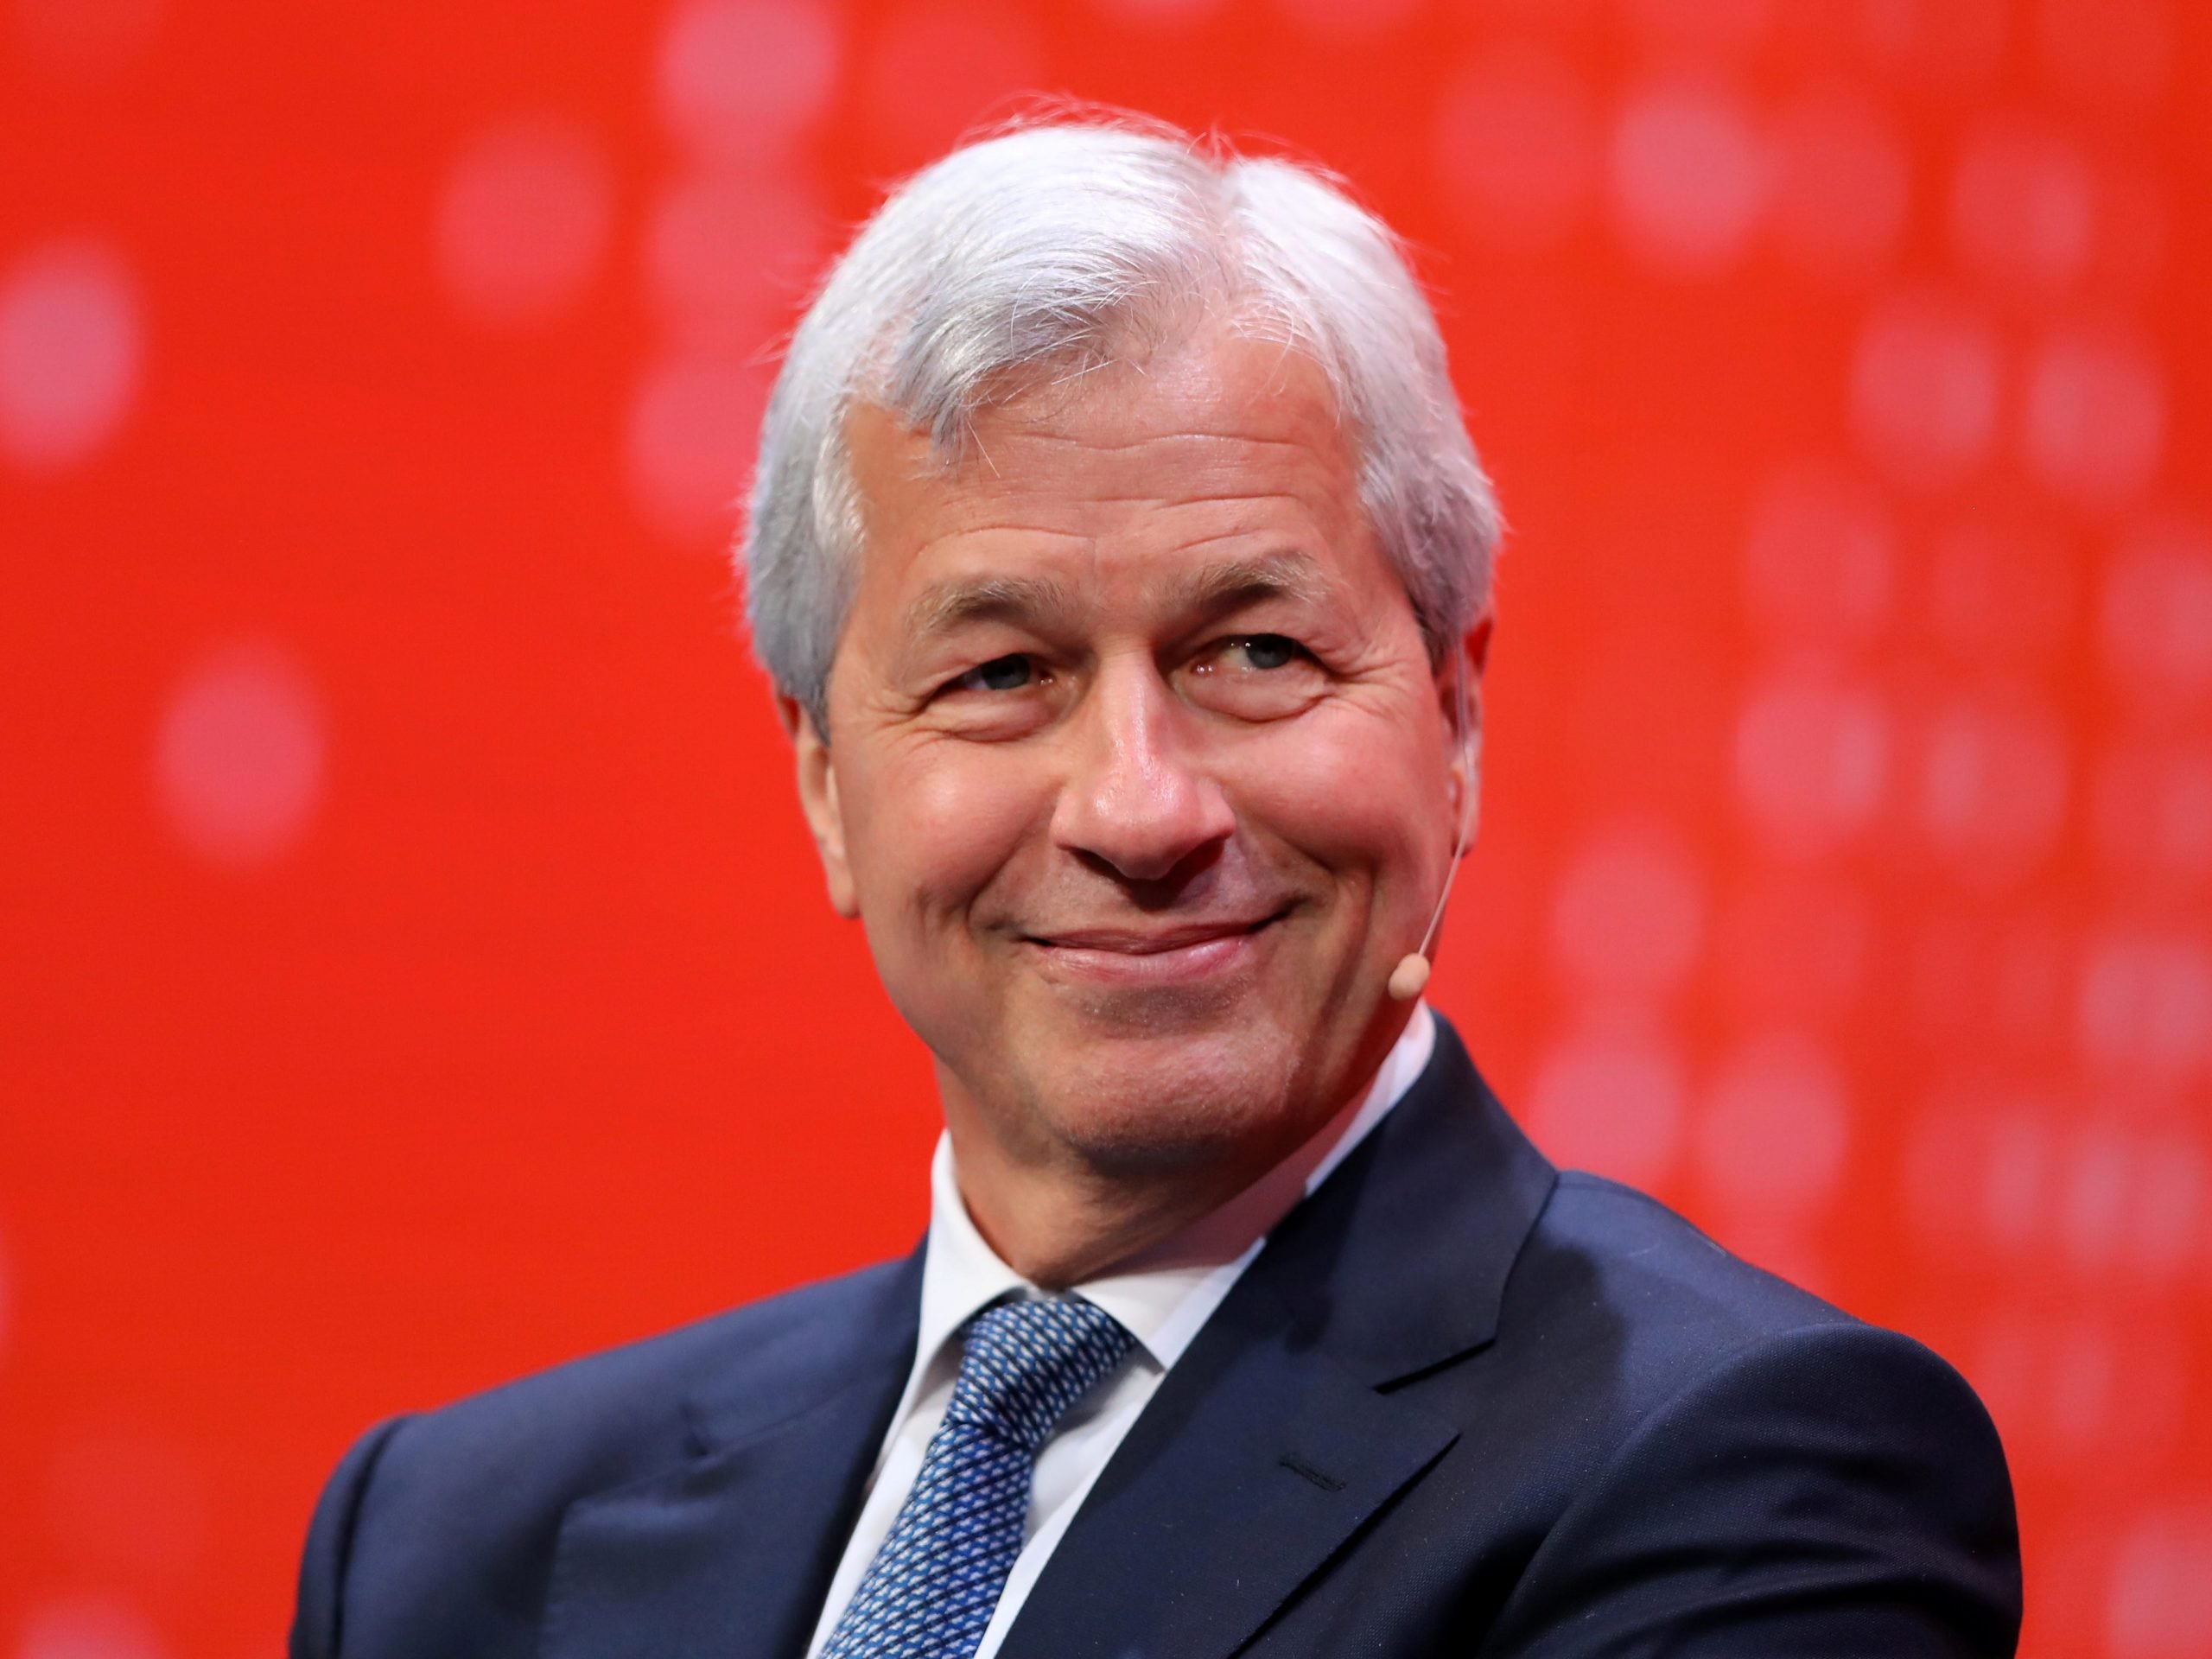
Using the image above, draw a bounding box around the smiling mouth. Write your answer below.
[1027,915,1281,952]
[1018,910,1288,985]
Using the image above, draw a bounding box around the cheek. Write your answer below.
[842,740,1046,925]
[1232,709,1452,893]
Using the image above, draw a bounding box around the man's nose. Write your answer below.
[1050,663,1234,884]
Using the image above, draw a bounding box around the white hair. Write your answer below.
[741,112,1501,733]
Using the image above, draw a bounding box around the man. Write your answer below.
[291,116,2021,1657]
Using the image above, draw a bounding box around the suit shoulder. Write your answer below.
[1546,1168,1847,1324]
[1522,1178,2007,1478]
[294,1255,918,1658]
[1485,1296,2021,1652]
[373,1253,914,1499]
[1493,1169,1865,1414]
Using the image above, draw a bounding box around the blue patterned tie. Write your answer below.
[821,1297,1135,1659]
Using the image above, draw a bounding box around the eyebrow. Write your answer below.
[1154,550,1332,618]
[902,575,1083,641]
[899,551,1333,645]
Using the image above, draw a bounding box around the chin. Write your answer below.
[1009,1003,1320,1177]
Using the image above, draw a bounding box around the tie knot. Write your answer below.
[945,1297,1135,1452]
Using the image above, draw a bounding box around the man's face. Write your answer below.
[792,322,1476,1193]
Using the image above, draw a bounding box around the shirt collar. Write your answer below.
[915,1003,1437,1376]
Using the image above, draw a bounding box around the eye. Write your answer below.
[1197,634,1306,673]
[1184,633,1326,721]
[950,653,1041,694]
[1230,634,1301,671]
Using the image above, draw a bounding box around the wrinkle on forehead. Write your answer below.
[899,550,1337,645]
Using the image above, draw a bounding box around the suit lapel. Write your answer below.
[994,1294,1460,1659]
[538,1252,921,1659]
[1000,1020,1557,1659]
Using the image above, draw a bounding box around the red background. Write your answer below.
[3,1,2208,1655]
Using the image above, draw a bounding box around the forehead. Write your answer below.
[841,327,1378,610]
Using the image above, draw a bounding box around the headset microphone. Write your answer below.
[1388,646,1477,1003]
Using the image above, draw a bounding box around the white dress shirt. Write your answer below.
[805,1004,1438,1659]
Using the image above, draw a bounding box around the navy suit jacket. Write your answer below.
[290,1020,2022,1656]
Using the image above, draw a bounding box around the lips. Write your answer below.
[1018,911,1286,987]
[1028,917,1277,953]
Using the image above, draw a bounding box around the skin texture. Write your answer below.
[781,322,1486,1287]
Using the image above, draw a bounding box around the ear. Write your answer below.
[777,693,860,918]
[1465,614,1494,679]
[1439,617,1491,855]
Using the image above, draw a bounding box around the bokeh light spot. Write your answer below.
[2100,515,2212,713]
[658,0,842,162]
[1734,664,1888,857]
[1948,115,2094,302]
[1434,44,1599,250]
[1275,0,1421,39]
[1766,81,1909,283]
[2126,1133,2204,1278]
[2094,739,2212,887]
[1609,74,1767,276]
[0,239,142,472]
[860,3,1045,164]
[2021,324,2164,512]
[1694,1031,1851,1216]
[1858,0,2010,91]
[2061,1316,2184,1462]
[2056,1123,2132,1271]
[2043,1319,2118,1452]
[1624,0,1771,51]
[436,117,613,328]
[2076,930,2212,1082]
[1548,819,1706,997]
[626,353,771,543]
[1527,1021,1687,1190]
[645,171,828,353]
[1849,289,1999,490]
[1904,1091,2062,1260]
[1912,690,2069,880]
[155,641,326,870]
[18,1599,166,1659]
[1981,1110,2051,1255]
[2107,1504,2212,1659]
[1743,463,1895,648]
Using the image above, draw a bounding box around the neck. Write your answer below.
[935,1028,1411,1288]
[946,1150,1230,1289]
